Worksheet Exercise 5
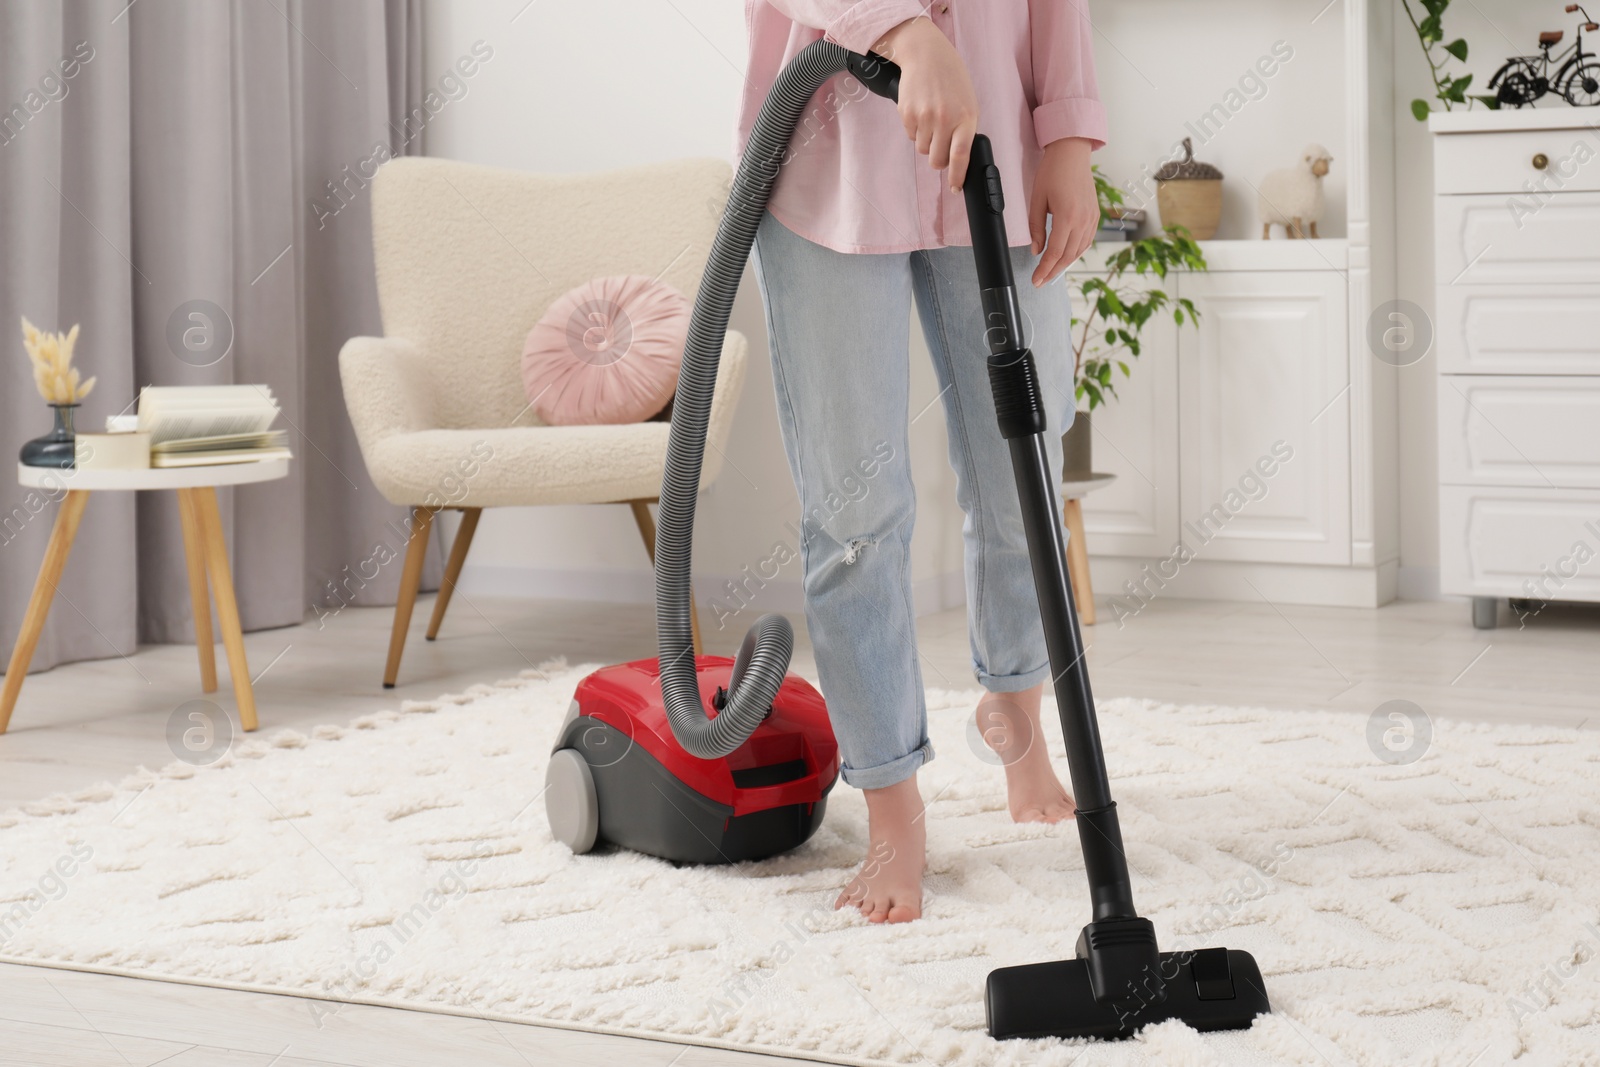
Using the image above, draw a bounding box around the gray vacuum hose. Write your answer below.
[656,40,897,760]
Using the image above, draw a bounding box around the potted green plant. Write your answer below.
[1062,170,1207,477]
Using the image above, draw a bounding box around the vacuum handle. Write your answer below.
[961,135,1020,299]
[846,51,901,101]
[848,50,1011,294]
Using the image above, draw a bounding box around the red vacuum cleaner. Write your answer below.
[546,653,837,863]
[546,40,1271,1042]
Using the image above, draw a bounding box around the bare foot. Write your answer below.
[976,686,1076,823]
[835,775,925,923]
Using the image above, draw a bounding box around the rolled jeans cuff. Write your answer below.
[839,739,934,790]
[978,660,1052,694]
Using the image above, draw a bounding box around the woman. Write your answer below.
[739,1,1106,923]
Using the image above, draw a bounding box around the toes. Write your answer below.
[1050,789,1077,818]
[1012,793,1080,824]
[866,905,889,923]
[886,902,920,924]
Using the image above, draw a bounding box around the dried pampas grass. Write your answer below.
[20,316,95,405]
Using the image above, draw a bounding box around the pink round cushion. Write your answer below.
[521,275,690,426]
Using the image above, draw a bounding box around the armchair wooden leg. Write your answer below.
[176,489,218,693]
[193,487,259,732]
[1,490,90,734]
[384,506,437,688]
[629,499,702,656]
[427,507,480,641]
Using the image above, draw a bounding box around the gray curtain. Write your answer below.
[1,0,433,676]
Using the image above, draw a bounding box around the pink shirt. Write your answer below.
[736,0,1106,254]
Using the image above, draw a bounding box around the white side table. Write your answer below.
[1061,472,1116,626]
[1,458,290,734]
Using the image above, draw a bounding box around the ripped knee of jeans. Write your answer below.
[842,536,874,565]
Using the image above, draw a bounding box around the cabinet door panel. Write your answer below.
[1436,284,1600,375]
[1078,281,1180,557]
[1440,485,1600,598]
[1439,375,1600,488]
[1177,272,1350,564]
[1436,192,1600,286]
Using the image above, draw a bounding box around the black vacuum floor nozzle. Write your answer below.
[986,939,1270,1041]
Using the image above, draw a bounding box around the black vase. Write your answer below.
[19,404,78,469]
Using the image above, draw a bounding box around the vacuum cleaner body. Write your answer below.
[548,656,838,864]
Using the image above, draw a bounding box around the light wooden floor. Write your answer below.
[1,590,1596,1065]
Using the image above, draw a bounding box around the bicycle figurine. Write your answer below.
[1490,4,1600,107]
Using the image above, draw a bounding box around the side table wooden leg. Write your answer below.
[1,490,90,734]
[1063,497,1096,626]
[193,487,258,732]
[176,488,218,693]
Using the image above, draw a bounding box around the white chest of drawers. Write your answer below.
[1430,110,1600,627]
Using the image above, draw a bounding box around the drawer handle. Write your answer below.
[1532,152,1550,170]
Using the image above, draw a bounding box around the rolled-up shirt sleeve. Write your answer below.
[764,0,929,54]
[1029,0,1107,150]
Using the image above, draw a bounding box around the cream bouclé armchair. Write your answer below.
[340,155,746,687]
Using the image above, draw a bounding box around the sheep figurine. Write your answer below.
[1258,144,1333,239]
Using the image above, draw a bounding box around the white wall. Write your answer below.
[420,0,966,645]
[1088,0,1350,241]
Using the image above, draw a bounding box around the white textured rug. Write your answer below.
[2,660,1598,1066]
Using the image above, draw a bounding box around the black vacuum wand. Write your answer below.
[954,134,1271,1040]
[848,52,1271,1040]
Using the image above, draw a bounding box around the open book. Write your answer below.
[137,386,293,468]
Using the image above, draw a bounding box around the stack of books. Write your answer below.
[1096,208,1146,243]
[137,386,292,468]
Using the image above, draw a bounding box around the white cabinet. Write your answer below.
[1430,113,1600,625]
[1076,279,1181,558]
[1177,272,1350,565]
[1074,250,1378,603]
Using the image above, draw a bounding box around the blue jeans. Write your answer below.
[750,212,1076,790]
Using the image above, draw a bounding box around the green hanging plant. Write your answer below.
[1071,168,1207,412]
[1402,0,1500,120]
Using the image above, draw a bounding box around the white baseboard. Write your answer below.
[454,563,658,605]
[455,563,967,621]
[1397,565,1444,601]
[462,557,1433,616]
[1087,556,1399,610]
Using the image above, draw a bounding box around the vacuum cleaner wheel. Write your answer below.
[545,748,599,853]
